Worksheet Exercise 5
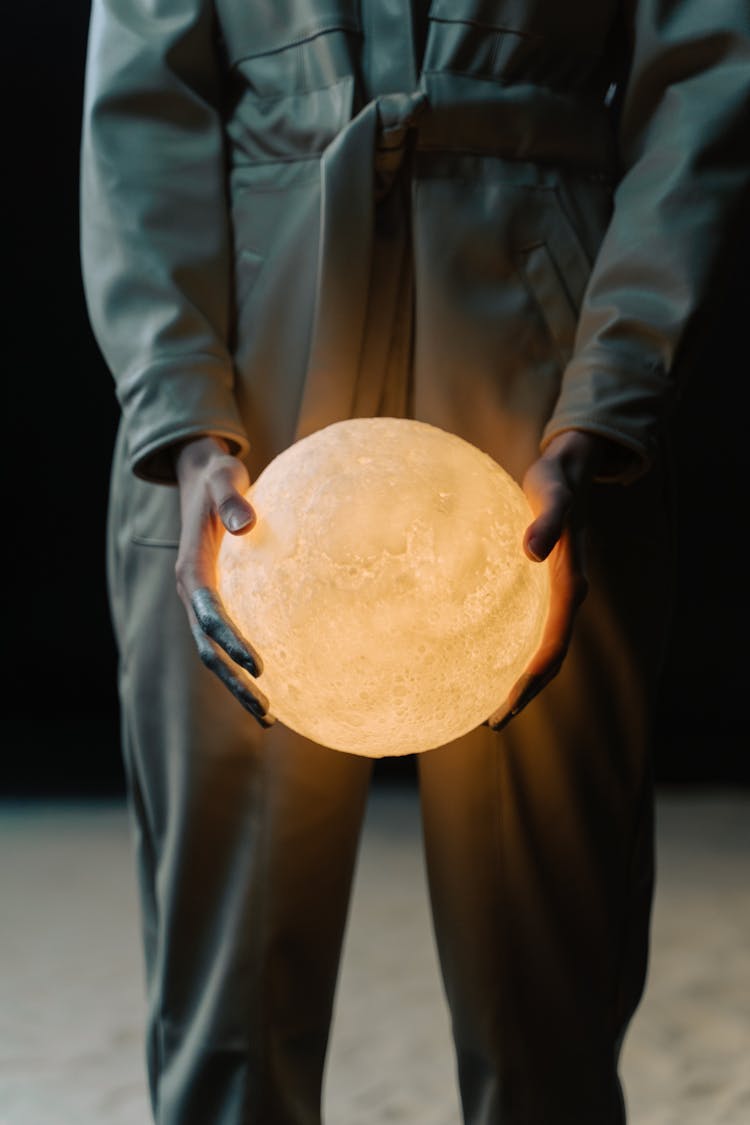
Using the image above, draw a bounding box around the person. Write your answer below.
[79,1,749,1122]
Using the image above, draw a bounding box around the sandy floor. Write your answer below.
[1,785,748,1125]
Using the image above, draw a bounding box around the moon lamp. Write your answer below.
[217,417,550,757]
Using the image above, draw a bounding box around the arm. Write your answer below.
[80,0,249,482]
[542,0,750,476]
[81,0,271,722]
[490,0,750,728]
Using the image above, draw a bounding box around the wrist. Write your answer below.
[173,434,231,480]
[543,429,628,481]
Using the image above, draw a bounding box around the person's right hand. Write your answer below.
[485,429,610,731]
[174,434,274,728]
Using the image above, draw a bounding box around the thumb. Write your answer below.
[209,457,256,534]
[521,462,571,562]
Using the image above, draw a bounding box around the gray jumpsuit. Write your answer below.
[81,1,750,1121]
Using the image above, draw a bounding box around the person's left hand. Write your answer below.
[174,434,275,728]
[486,429,616,731]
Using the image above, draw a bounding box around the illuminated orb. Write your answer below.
[217,417,550,757]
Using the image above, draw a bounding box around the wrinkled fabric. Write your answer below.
[81,3,748,1123]
[81,0,750,485]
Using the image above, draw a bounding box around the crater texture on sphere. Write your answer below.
[217,418,550,757]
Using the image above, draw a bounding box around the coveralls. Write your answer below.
[80,1,750,1122]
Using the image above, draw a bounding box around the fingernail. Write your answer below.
[227,511,254,533]
[242,646,262,678]
[251,704,275,729]
[510,674,542,713]
[504,674,530,708]
[489,676,539,731]
[219,496,255,532]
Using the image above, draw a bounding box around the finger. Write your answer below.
[218,496,256,534]
[528,528,587,672]
[192,586,264,678]
[188,605,275,728]
[208,457,256,534]
[485,626,567,731]
[523,478,571,561]
[485,663,561,732]
[486,529,585,731]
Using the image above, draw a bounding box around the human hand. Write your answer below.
[174,435,274,727]
[486,430,614,731]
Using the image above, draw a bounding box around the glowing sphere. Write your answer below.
[217,418,550,757]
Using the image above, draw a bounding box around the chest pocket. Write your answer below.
[216,0,360,64]
[216,0,361,104]
[424,0,617,92]
[217,0,363,169]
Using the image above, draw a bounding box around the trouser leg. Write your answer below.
[108,450,373,1125]
[417,469,673,1125]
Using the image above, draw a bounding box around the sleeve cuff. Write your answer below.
[541,349,677,484]
[116,353,251,483]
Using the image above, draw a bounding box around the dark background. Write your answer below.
[2,4,746,797]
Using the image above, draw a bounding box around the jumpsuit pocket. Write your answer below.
[129,475,181,549]
[218,0,361,75]
[234,247,265,318]
[221,1,362,171]
[221,0,362,127]
[229,245,266,354]
[424,0,612,87]
[108,423,181,550]
[513,178,596,367]
[517,240,580,364]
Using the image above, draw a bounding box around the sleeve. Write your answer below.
[79,0,250,483]
[540,0,750,482]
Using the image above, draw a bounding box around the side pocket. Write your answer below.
[130,475,182,548]
[516,241,580,365]
[234,247,265,318]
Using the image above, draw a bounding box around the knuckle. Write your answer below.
[191,588,217,629]
[198,647,218,673]
[192,601,211,632]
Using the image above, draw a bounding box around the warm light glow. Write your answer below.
[218,418,550,756]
